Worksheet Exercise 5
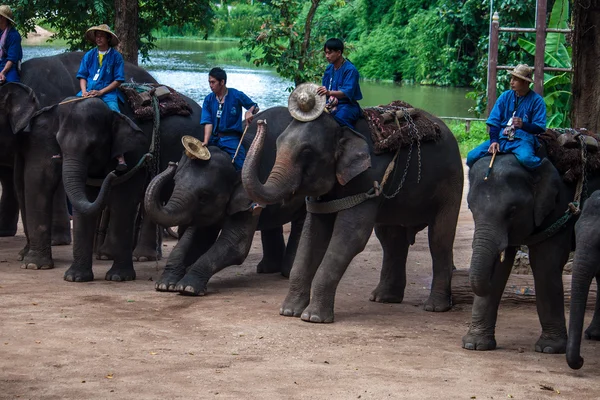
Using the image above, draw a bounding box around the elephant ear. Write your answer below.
[533,158,561,226]
[227,181,254,215]
[111,112,147,158]
[0,83,39,134]
[335,126,371,185]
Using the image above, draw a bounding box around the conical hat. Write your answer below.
[182,136,211,160]
[85,24,120,47]
[288,82,326,122]
[0,5,16,25]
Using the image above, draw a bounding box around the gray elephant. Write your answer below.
[464,154,600,354]
[567,190,600,369]
[18,52,204,269]
[242,110,464,323]
[145,106,306,295]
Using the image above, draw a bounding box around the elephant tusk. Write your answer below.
[500,250,505,263]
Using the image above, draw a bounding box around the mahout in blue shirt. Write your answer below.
[0,26,22,83]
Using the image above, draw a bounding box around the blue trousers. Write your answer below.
[467,138,541,169]
[331,103,361,129]
[105,100,120,112]
[209,135,245,171]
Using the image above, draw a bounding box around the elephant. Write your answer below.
[567,190,600,369]
[242,111,464,323]
[144,106,306,295]
[17,52,204,268]
[463,154,600,354]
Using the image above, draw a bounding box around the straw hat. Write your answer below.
[509,64,533,83]
[85,24,120,46]
[182,135,211,160]
[288,82,326,122]
[0,5,16,25]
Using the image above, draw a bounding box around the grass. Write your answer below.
[446,120,489,157]
[205,46,264,64]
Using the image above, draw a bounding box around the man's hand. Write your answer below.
[245,110,254,124]
[488,142,499,154]
[0,72,6,83]
[316,86,329,97]
[512,116,523,129]
[86,90,101,97]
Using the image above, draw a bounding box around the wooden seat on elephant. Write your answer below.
[537,129,600,184]
[363,100,442,155]
[119,83,193,121]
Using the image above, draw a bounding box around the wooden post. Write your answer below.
[486,12,500,116]
[465,120,471,133]
[534,0,547,95]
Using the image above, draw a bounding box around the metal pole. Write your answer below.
[487,12,500,116]
[534,0,547,95]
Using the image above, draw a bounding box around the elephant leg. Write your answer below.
[584,273,600,340]
[0,166,19,237]
[301,203,378,323]
[175,212,260,296]
[50,182,72,246]
[64,210,97,282]
[529,235,569,354]
[104,184,144,282]
[281,214,305,278]
[423,205,459,312]
[256,226,285,274]
[370,225,409,304]
[14,153,29,261]
[155,226,219,292]
[280,212,335,318]
[132,211,162,262]
[463,246,517,351]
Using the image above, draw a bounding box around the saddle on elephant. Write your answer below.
[119,83,192,121]
[537,129,600,184]
[362,100,442,154]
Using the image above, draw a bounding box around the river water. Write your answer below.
[23,39,475,117]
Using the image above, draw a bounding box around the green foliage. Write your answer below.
[448,120,489,157]
[6,0,214,60]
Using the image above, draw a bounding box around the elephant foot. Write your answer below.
[462,332,497,351]
[369,283,405,303]
[96,253,114,261]
[256,258,281,274]
[300,302,335,323]
[584,324,600,340]
[175,274,208,296]
[64,266,94,282]
[535,334,567,354]
[423,291,452,312]
[132,246,161,262]
[17,245,29,261]
[51,232,72,246]
[20,251,54,270]
[105,264,136,282]
[155,268,186,292]
[280,292,310,317]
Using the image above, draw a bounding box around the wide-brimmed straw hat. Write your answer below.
[85,24,120,46]
[509,64,533,83]
[0,5,16,25]
[288,82,326,122]
[182,135,211,160]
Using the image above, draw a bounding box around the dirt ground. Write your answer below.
[2,166,600,400]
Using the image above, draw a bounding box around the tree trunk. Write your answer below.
[114,0,139,65]
[571,0,600,131]
[295,0,321,87]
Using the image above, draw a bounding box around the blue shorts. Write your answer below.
[467,137,541,169]
[209,134,245,171]
[330,103,361,129]
[104,100,120,112]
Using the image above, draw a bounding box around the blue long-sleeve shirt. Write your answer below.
[487,89,546,144]
[0,27,22,82]
[322,60,363,105]
[76,47,125,104]
[200,88,257,135]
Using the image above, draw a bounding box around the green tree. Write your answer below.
[6,0,214,64]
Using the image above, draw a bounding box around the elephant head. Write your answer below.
[467,156,561,296]
[144,148,250,228]
[0,82,39,136]
[242,114,371,205]
[55,98,147,216]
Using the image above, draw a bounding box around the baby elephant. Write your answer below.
[567,190,600,369]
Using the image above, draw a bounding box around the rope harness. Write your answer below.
[306,107,422,214]
[524,135,589,246]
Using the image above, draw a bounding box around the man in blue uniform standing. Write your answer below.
[0,5,22,84]
[201,67,258,171]
[76,24,127,170]
[316,38,363,129]
[467,64,547,170]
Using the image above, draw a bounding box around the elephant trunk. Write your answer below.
[469,223,507,297]
[144,162,193,227]
[566,250,596,369]
[62,157,115,217]
[242,119,299,205]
